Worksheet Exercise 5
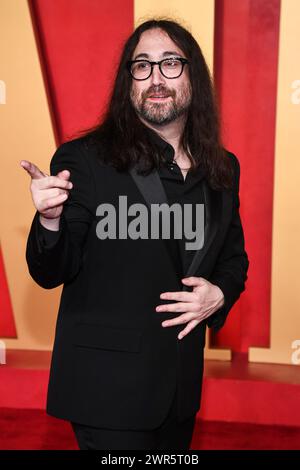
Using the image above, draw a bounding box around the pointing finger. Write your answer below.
[20,160,47,179]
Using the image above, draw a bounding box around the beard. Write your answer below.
[130,83,192,126]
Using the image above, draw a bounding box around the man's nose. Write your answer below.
[149,63,166,86]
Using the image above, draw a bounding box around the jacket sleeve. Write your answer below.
[206,152,249,332]
[25,139,95,289]
[38,217,61,245]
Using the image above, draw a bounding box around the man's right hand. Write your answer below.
[20,160,73,230]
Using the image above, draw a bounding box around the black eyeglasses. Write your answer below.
[126,57,189,80]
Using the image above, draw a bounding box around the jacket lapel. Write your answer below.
[129,165,168,206]
[184,179,222,278]
[129,165,224,285]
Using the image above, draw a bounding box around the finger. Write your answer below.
[38,175,73,190]
[20,160,47,179]
[57,169,71,180]
[160,291,196,302]
[39,192,69,212]
[38,187,68,199]
[156,302,196,313]
[181,276,207,287]
[161,312,195,328]
[178,319,201,340]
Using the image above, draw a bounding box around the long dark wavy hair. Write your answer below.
[79,18,234,190]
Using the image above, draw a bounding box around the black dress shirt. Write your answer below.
[38,128,206,280]
[145,127,206,279]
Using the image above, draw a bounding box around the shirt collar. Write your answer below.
[144,126,175,164]
[143,125,205,185]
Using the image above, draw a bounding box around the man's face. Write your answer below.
[130,29,192,126]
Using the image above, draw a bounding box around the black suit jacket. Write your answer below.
[25,135,249,430]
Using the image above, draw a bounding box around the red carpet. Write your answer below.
[1,352,300,449]
[0,408,300,450]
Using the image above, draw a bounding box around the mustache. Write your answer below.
[143,87,174,98]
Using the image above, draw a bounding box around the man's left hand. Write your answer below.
[156,277,224,340]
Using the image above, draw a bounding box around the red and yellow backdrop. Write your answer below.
[1,0,300,366]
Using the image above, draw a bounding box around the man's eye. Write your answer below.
[137,62,150,69]
[164,59,180,67]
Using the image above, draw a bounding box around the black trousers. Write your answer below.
[71,386,196,450]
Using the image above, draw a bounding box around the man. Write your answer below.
[21,19,249,450]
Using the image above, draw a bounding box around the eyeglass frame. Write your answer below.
[126,57,189,81]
